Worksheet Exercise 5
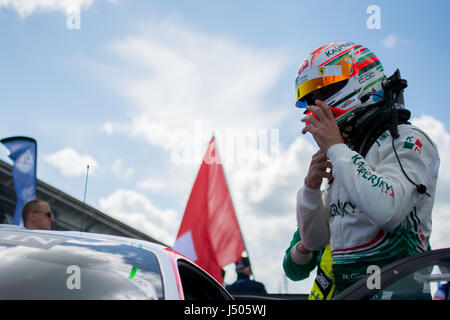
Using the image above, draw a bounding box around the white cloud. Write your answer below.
[411,115,450,250]
[227,135,316,217]
[98,189,179,246]
[429,202,450,250]
[111,158,134,178]
[100,122,114,136]
[44,147,98,177]
[381,34,397,49]
[100,20,288,156]
[0,0,96,18]
[137,179,165,193]
[412,115,450,183]
[99,121,132,137]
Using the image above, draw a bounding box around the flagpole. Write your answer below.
[33,138,37,184]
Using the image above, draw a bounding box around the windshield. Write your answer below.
[0,230,164,299]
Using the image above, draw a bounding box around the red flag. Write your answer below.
[173,136,246,283]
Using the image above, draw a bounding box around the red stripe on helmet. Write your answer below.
[355,56,379,71]
[311,44,328,65]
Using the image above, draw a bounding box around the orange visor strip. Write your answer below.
[295,64,352,101]
[296,74,350,102]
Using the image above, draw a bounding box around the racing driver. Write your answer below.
[293,41,440,294]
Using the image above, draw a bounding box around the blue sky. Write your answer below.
[1,0,449,293]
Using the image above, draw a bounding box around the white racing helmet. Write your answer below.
[295,41,386,129]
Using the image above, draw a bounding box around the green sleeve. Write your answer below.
[283,229,319,281]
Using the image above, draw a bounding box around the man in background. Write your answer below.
[22,199,54,230]
[225,257,267,295]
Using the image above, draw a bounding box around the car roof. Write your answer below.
[0,224,175,299]
[0,224,171,255]
[0,224,232,300]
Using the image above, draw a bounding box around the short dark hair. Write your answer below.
[236,257,251,273]
[22,199,43,223]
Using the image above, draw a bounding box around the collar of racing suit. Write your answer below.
[342,102,411,157]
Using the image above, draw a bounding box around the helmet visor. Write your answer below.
[296,75,351,108]
[295,64,351,108]
[296,79,349,109]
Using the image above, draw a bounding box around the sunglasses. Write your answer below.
[34,210,54,219]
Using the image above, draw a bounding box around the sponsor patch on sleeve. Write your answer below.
[403,136,422,154]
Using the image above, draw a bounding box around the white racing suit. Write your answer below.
[297,123,440,293]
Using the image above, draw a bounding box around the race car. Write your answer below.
[0,224,233,300]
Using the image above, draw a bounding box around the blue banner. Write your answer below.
[1,137,37,226]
